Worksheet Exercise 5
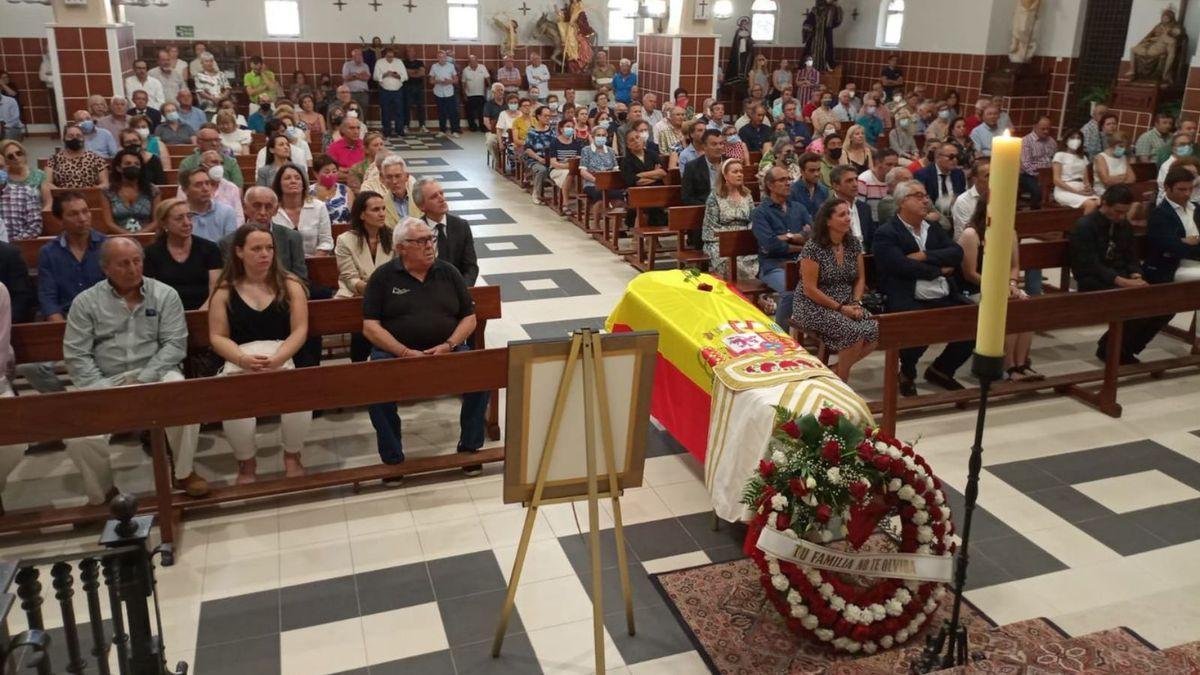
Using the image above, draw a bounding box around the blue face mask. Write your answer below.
[1178,145,1193,157]
[79,120,95,133]
[507,103,518,111]
[165,111,180,123]
[1113,146,1126,158]
[563,127,575,138]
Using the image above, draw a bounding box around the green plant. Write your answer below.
[1160,99,1182,120]
[1078,85,1112,112]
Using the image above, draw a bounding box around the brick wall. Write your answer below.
[636,34,673,104]
[0,37,53,126]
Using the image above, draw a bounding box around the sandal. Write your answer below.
[1017,364,1045,381]
[1006,366,1028,382]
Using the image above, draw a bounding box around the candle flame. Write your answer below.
[1001,129,1012,138]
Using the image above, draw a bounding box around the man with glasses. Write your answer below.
[872,180,973,396]
[752,166,813,327]
[914,144,965,224]
[178,124,244,188]
[379,155,423,226]
[363,217,489,479]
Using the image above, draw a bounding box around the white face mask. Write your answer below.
[639,130,650,142]
[347,110,359,119]
[1066,137,1082,151]
[135,127,150,139]
[208,165,225,181]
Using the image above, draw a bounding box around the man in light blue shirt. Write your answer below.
[969,105,1003,158]
[430,51,462,137]
[0,94,23,140]
[175,89,208,131]
[182,167,237,243]
[63,237,205,502]
[73,110,118,159]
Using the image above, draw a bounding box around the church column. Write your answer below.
[636,0,720,105]
[45,0,137,126]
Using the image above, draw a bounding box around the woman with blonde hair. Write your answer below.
[208,222,311,484]
[839,124,873,174]
[702,158,757,279]
[215,110,252,154]
[143,197,222,311]
[348,131,388,191]
[749,54,771,96]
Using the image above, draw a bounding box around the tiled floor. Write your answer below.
[4,132,1200,674]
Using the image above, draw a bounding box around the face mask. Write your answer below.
[121,166,141,180]
[135,127,150,139]
[594,136,607,148]
[65,138,84,151]
[165,111,180,123]
[318,172,337,188]
[823,100,834,109]
[260,104,272,114]
[286,126,302,140]
[805,59,813,67]
[724,135,737,144]
[865,106,876,115]
[1066,138,1082,151]
[828,147,842,160]
[893,95,902,103]
[900,118,911,128]
[550,102,560,111]
[208,165,225,181]
[639,130,650,142]
[1113,146,1126,158]
[347,110,360,119]
[123,143,141,153]
[563,127,575,138]
[508,103,518,111]
[599,120,610,128]
[1177,145,1193,157]
[79,120,95,134]
[938,110,950,119]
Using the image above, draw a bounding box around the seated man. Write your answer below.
[951,158,990,241]
[1145,167,1200,284]
[969,104,1004,158]
[73,109,118,159]
[873,180,973,395]
[95,95,129,140]
[0,91,24,140]
[181,167,238,244]
[875,166,913,225]
[128,90,162,131]
[378,155,424,226]
[790,152,829,217]
[914,143,965,222]
[1019,115,1056,209]
[363,218,489,477]
[830,164,877,248]
[0,169,43,240]
[752,166,813,327]
[857,148,898,221]
[415,178,478,285]
[62,237,206,502]
[233,186,309,286]
[682,129,726,207]
[179,124,244,188]
[737,104,773,153]
[124,59,165,109]
[1069,185,1161,363]
[327,117,366,170]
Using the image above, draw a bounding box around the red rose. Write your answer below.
[759,459,776,478]
[927,506,943,521]
[931,522,946,538]
[818,407,842,427]
[872,454,892,471]
[779,420,801,438]
[789,477,809,497]
[815,504,833,523]
[901,444,915,457]
[852,625,872,642]
[834,618,852,636]
[848,481,869,500]
[904,470,919,486]
[889,457,907,475]
[932,477,942,490]
[775,512,791,529]
[856,441,875,461]
[822,440,842,464]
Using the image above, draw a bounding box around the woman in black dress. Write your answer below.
[792,198,878,382]
[208,225,311,484]
[619,127,668,227]
[143,198,222,310]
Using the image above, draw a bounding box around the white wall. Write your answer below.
[0,3,53,37]
[1036,0,1086,57]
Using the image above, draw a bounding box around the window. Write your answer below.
[880,0,905,47]
[608,0,637,43]
[448,0,480,41]
[751,0,778,43]
[263,0,301,38]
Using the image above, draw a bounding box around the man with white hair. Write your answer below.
[62,237,206,501]
[654,105,685,154]
[175,89,207,131]
[363,217,489,477]
[327,116,365,169]
[378,155,424,226]
[613,58,637,105]
[483,82,508,163]
[415,178,478,285]
[72,109,118,159]
[374,47,408,138]
[642,92,663,127]
[525,53,550,103]
[230,186,308,285]
[875,165,914,225]
[96,96,129,140]
[831,89,858,123]
[125,59,165,109]
[591,49,615,90]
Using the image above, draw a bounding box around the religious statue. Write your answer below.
[556,0,596,73]
[802,0,843,72]
[493,13,520,59]
[1130,7,1188,87]
[1008,0,1041,63]
[532,13,566,71]
[725,16,755,85]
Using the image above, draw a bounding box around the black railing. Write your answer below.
[1,495,187,675]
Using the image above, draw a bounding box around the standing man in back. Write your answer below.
[342,49,373,117]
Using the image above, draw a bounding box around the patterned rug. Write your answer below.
[651,558,1200,674]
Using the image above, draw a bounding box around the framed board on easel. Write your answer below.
[493,329,657,673]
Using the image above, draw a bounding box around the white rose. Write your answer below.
[771,450,787,465]
[897,628,910,643]
[787,589,802,605]
[806,476,817,489]
[898,485,916,501]
[863,641,878,654]
[896,588,912,604]
[806,570,823,585]
[886,599,903,616]
[805,494,818,507]
[889,478,902,492]
[790,604,809,619]
[772,574,789,591]
[770,494,788,511]
[904,579,921,592]
[913,511,929,525]
[819,582,834,598]
[869,604,886,621]
[880,635,894,649]
[911,495,926,509]
[767,560,781,575]
[917,544,932,554]
[934,490,945,504]
[815,628,833,642]
[801,614,819,629]
[826,467,841,483]
[925,477,935,492]
[843,606,859,623]
[830,595,846,611]
[820,529,833,543]
[783,528,799,540]
[917,526,933,543]
[846,641,861,654]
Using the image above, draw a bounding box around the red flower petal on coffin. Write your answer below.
[815,504,833,523]
[759,459,776,478]
[780,419,802,438]
[818,407,842,427]
[822,440,842,464]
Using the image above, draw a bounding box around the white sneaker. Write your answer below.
[531,194,543,205]
[436,131,447,138]
[452,132,461,138]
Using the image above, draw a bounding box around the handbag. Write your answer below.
[859,290,886,316]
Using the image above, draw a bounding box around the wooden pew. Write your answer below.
[591,171,629,254]
[717,229,768,300]
[1015,207,1082,237]
[625,185,681,271]
[1130,161,1157,182]
[665,205,709,269]
[16,232,158,269]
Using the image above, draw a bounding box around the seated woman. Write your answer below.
[792,198,878,381]
[703,158,756,280]
[212,97,250,128]
[839,124,873,174]
[116,128,166,186]
[1094,131,1136,198]
[721,124,749,162]
[889,110,920,163]
[347,131,387,192]
[947,118,976,168]
[216,110,252,154]
[579,124,621,224]
[271,163,333,257]
[129,115,171,170]
[256,134,293,187]
[1,139,48,209]
[155,101,196,146]
[334,192,393,362]
[296,93,326,138]
[1053,128,1100,213]
[311,154,354,224]
[143,197,222,310]
[277,109,313,167]
[548,118,584,209]
[45,123,109,197]
[619,128,668,227]
[959,197,1042,381]
[101,149,160,233]
[208,224,311,484]
[757,136,800,183]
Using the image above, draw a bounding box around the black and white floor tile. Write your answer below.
[387,136,462,151]
[453,209,517,226]
[473,235,552,259]
[409,170,468,183]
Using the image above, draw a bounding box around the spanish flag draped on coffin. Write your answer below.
[606,270,873,521]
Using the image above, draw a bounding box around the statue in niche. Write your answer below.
[556,0,596,73]
[802,0,843,71]
[725,16,755,85]
[493,13,520,58]
[1130,7,1187,87]
[1008,0,1041,63]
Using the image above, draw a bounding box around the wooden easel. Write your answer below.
[491,329,636,672]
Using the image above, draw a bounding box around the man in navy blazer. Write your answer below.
[872,179,974,395]
[829,165,877,248]
[914,144,967,220]
[1144,166,1200,284]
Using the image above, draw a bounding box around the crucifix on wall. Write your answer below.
[332,0,346,9]
[403,0,417,12]
[517,2,531,15]
[694,0,710,20]
[369,0,382,10]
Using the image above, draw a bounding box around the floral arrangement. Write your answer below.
[741,406,958,654]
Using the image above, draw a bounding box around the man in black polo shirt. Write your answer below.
[363,218,488,477]
[738,103,772,153]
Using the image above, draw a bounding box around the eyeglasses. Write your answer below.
[405,235,438,247]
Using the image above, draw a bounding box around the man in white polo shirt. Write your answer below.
[374,47,408,138]
[461,54,490,133]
